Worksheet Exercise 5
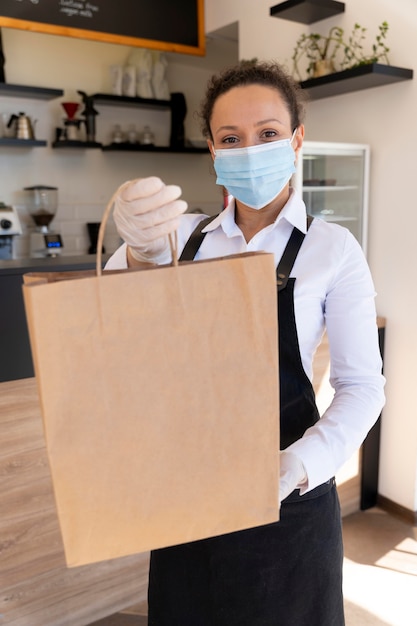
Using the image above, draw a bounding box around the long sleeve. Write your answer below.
[288,224,385,491]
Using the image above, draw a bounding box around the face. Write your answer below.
[208,84,304,156]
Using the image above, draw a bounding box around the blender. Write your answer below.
[24,185,64,257]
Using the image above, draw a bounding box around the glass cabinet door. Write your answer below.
[293,142,370,256]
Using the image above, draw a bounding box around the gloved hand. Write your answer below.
[113,176,188,264]
[279,451,308,504]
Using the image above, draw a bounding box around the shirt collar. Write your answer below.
[277,188,309,234]
[201,188,308,235]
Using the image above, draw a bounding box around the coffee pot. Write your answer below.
[61,102,82,141]
[7,112,37,140]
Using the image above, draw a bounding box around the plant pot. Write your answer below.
[313,60,335,78]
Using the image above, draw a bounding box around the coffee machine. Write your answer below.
[24,185,64,257]
[0,202,22,260]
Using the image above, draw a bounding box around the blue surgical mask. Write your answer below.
[213,131,297,209]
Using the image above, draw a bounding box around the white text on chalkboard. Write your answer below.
[59,0,99,19]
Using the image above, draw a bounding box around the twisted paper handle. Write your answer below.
[168,231,178,267]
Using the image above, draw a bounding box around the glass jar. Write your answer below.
[127,124,138,144]
[111,124,124,144]
[141,125,154,145]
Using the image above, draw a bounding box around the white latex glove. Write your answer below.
[113,176,188,264]
[279,451,308,504]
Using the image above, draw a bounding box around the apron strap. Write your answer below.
[276,215,313,291]
[179,215,217,262]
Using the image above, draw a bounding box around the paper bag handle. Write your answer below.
[96,189,178,277]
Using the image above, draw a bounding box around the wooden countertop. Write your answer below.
[0,377,149,626]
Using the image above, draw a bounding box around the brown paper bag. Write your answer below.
[22,206,280,567]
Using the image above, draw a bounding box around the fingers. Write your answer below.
[137,214,184,245]
[119,177,184,216]
[115,177,187,230]
[113,177,187,256]
[279,451,308,504]
[120,176,165,201]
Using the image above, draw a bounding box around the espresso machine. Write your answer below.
[24,185,64,257]
[0,201,22,260]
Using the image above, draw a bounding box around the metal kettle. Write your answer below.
[7,112,36,140]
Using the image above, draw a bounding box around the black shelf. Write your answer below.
[102,143,208,154]
[270,0,344,24]
[52,140,103,149]
[0,82,63,100]
[0,137,47,147]
[300,63,413,100]
[92,93,171,110]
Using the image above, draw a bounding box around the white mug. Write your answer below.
[0,113,12,138]
[109,65,123,96]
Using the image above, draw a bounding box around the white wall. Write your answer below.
[208,0,417,514]
[0,29,231,256]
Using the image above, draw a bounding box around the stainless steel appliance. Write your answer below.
[0,202,22,259]
[23,185,64,257]
[7,112,37,140]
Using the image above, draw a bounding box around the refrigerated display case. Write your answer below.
[293,141,370,255]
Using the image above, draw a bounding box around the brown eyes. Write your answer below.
[221,131,279,144]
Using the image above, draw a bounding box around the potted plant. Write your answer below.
[291,26,345,80]
[291,21,390,82]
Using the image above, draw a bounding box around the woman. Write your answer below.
[106,61,385,625]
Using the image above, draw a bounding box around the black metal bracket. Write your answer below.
[0,28,6,83]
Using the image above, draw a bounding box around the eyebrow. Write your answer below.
[256,118,284,126]
[214,118,285,134]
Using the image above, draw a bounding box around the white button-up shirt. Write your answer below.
[106,189,385,492]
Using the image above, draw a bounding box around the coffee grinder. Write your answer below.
[24,185,64,257]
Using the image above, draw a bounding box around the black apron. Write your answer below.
[148,217,345,626]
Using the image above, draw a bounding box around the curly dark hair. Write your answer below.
[198,60,307,139]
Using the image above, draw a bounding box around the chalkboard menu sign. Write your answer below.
[0,0,204,56]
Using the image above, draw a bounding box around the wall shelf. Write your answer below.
[0,137,47,147]
[0,82,63,100]
[52,140,102,149]
[92,93,208,153]
[102,143,208,154]
[300,63,413,100]
[0,88,207,154]
[270,0,345,24]
[51,141,206,154]
[92,93,171,110]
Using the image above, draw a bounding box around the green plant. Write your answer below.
[291,21,390,81]
[291,26,344,81]
[340,21,390,69]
